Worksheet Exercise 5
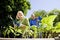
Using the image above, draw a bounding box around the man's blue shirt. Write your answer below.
[29,16,42,26]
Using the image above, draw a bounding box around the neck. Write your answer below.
[20,18,24,21]
[32,17,36,20]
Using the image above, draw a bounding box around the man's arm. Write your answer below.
[38,16,42,20]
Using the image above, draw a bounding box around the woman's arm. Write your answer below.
[22,18,30,26]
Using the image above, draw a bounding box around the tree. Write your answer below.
[48,9,60,25]
[0,0,31,27]
[33,10,47,18]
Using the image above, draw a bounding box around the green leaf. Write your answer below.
[41,15,57,30]
[7,30,11,35]
[17,29,22,33]
[55,22,60,29]
[41,15,57,26]
[14,33,20,36]
[31,26,37,31]
[6,5,12,12]
[10,28,14,33]
[56,29,60,33]
[3,28,8,37]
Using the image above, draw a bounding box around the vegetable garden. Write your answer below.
[1,15,60,38]
[0,0,60,38]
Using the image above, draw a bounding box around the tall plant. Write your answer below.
[38,15,57,38]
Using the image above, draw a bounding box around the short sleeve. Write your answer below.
[38,16,42,20]
[29,20,32,26]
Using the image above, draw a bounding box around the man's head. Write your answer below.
[31,14,36,19]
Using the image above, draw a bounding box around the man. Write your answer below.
[29,14,42,27]
[29,14,42,38]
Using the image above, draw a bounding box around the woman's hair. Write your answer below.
[17,11,25,18]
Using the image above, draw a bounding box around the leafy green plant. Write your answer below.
[3,26,21,38]
[52,22,60,33]
[38,15,57,38]
[2,15,60,38]
[31,26,38,38]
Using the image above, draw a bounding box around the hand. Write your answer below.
[20,25,26,30]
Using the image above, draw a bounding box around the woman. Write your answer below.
[13,11,29,27]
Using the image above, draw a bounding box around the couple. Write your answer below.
[13,11,42,27]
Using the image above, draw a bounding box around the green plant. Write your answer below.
[52,22,60,33]
[0,0,31,28]
[3,26,21,38]
[2,15,60,38]
[38,15,57,38]
[31,26,38,38]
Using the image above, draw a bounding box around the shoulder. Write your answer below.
[22,18,29,22]
[38,16,42,20]
[23,18,27,20]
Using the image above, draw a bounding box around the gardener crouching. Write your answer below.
[13,11,29,29]
[29,14,42,38]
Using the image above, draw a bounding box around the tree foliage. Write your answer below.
[33,10,47,17]
[48,9,60,24]
[33,9,60,25]
[0,0,31,27]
